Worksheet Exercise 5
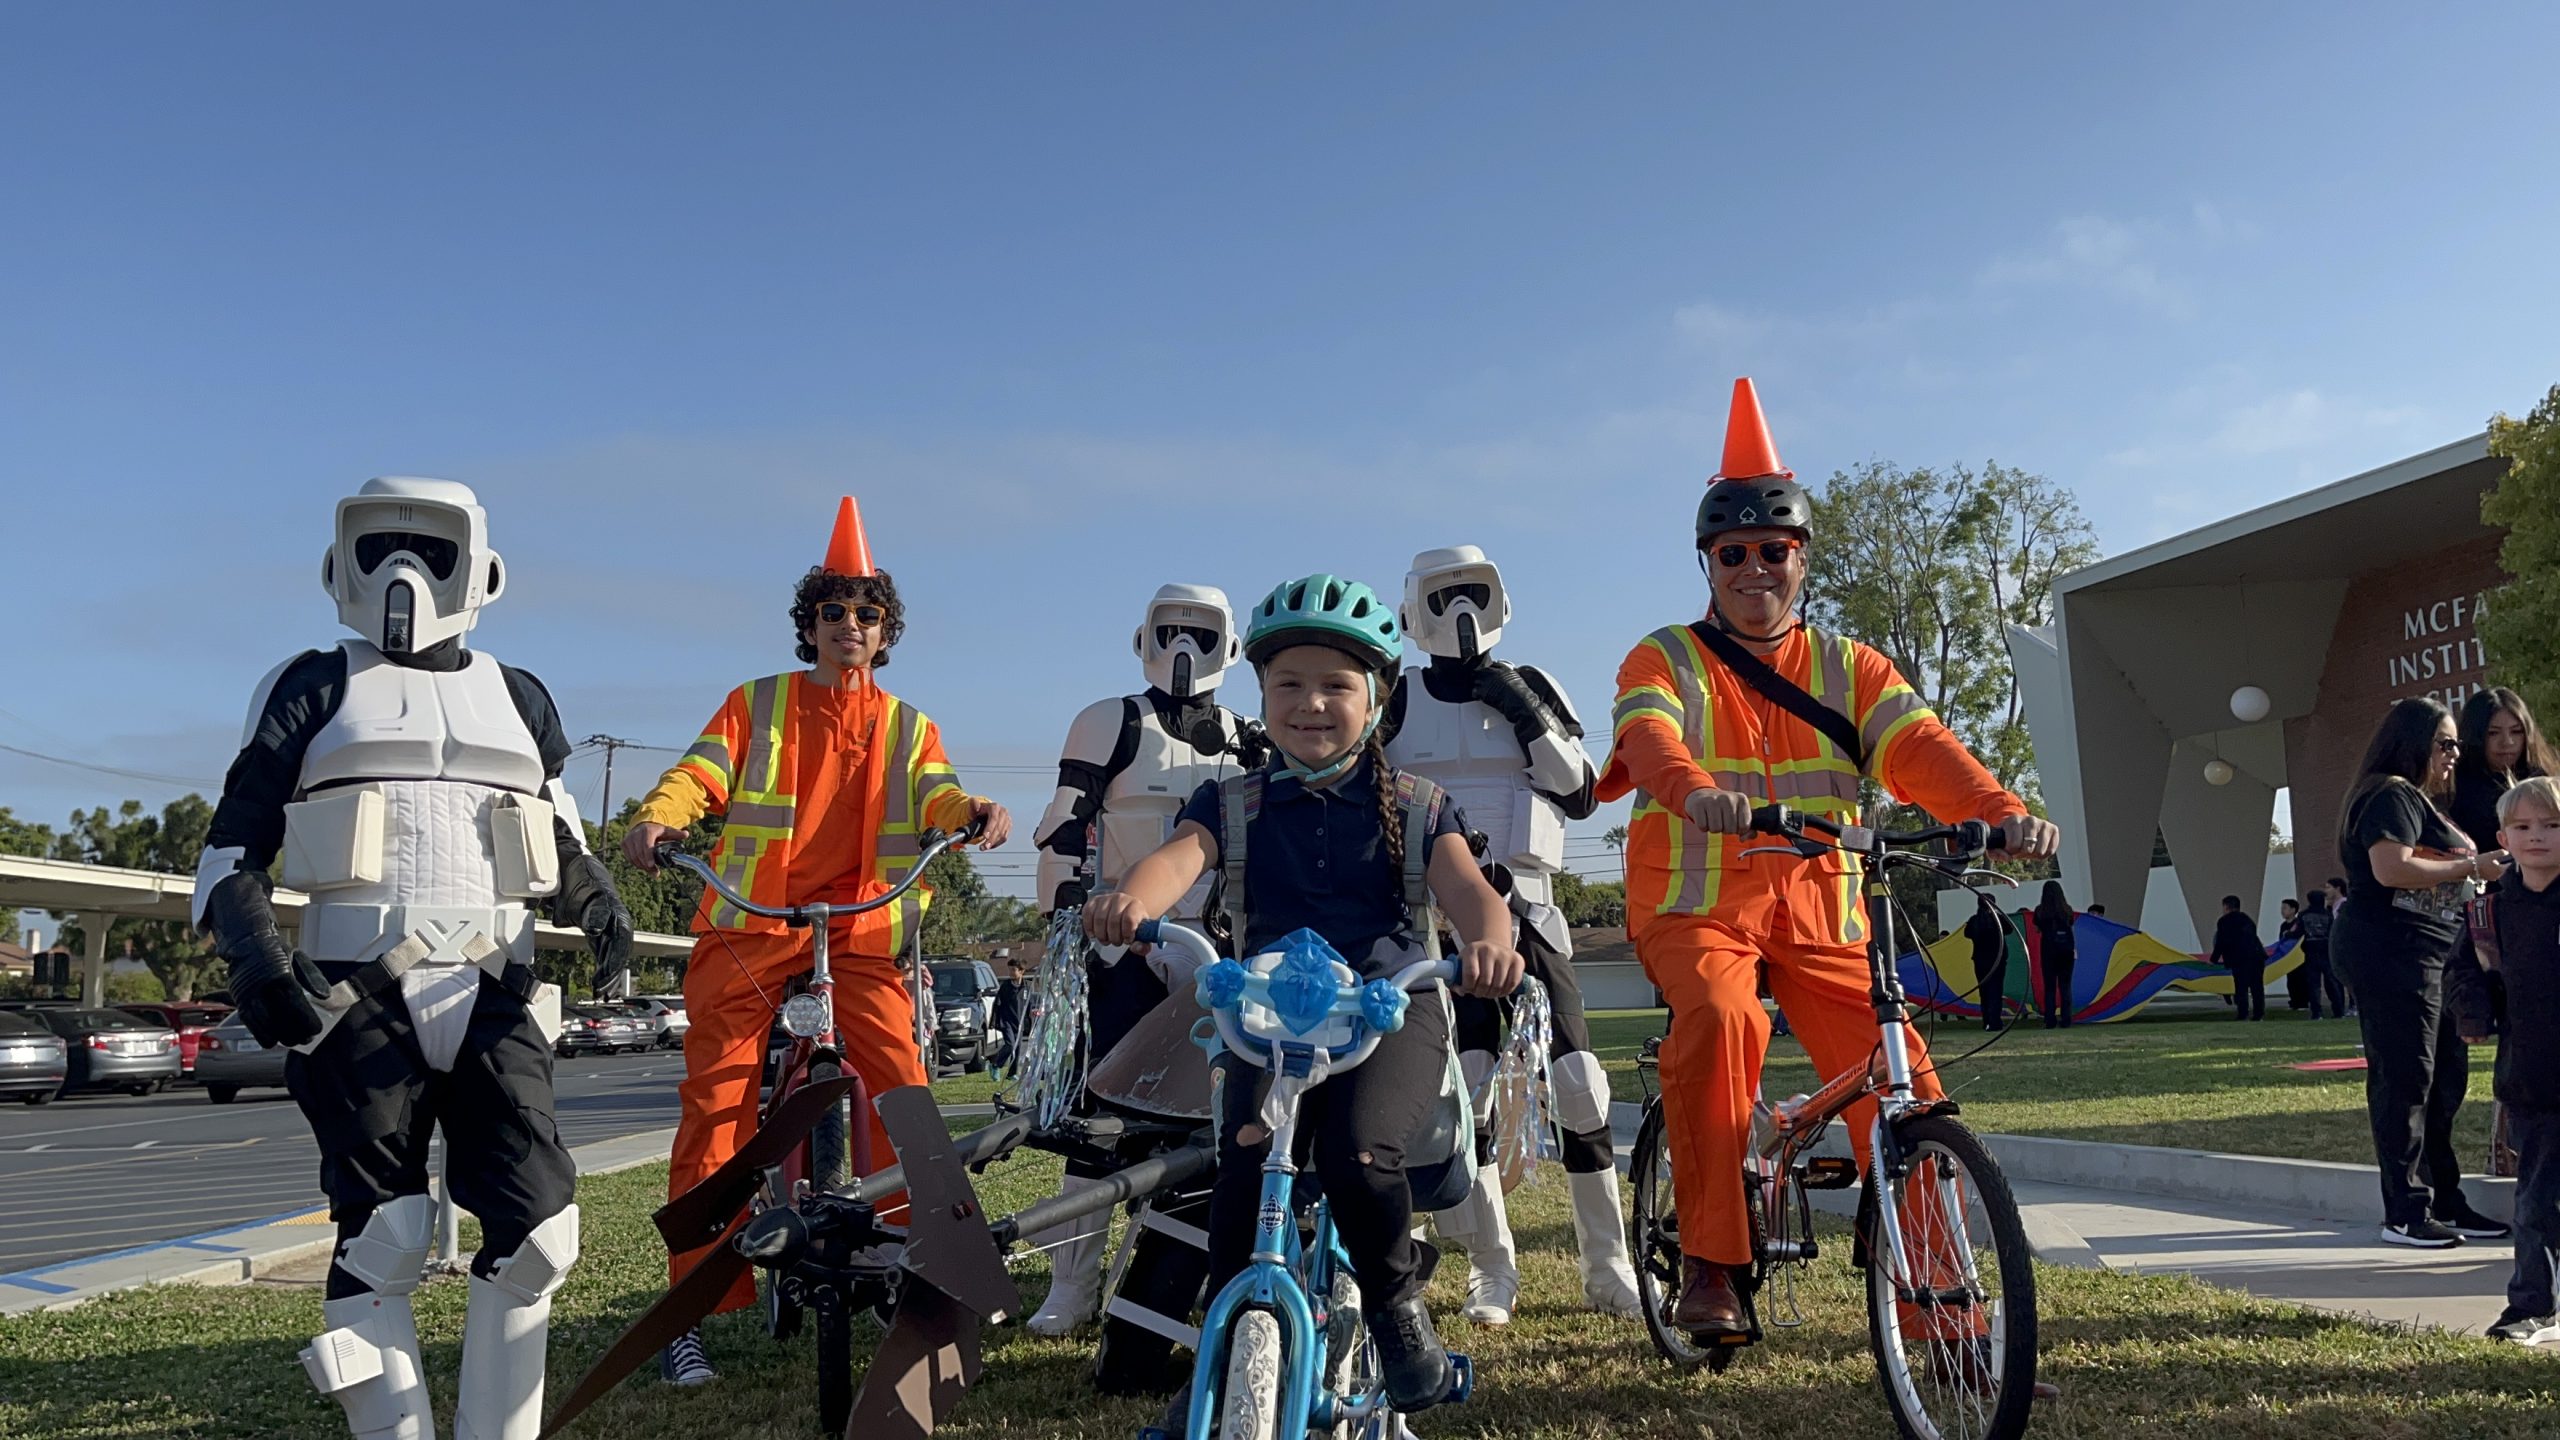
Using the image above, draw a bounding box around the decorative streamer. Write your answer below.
[1487,976,1557,1193]
[1004,904,1093,1130]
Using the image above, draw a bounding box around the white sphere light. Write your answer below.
[2203,759,2236,786]
[2230,686,2272,724]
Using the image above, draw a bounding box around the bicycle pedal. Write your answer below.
[1444,1353,1473,1404]
[1798,1156,1859,1189]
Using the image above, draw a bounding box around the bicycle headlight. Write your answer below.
[780,993,830,1039]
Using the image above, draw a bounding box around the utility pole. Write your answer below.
[583,735,640,822]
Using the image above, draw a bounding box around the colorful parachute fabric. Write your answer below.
[1896,910,2303,1025]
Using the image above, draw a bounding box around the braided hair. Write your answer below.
[1365,729,1404,872]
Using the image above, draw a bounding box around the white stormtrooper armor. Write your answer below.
[1389,546,1639,1321]
[1025,584,1257,1340]
[1389,547,1593,912]
[193,477,613,1440]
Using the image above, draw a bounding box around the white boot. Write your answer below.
[1567,1168,1643,1318]
[302,1292,433,1440]
[1435,1163,1518,1325]
[1026,1174,1109,1336]
[454,1206,580,1440]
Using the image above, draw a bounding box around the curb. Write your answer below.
[0,1125,682,1319]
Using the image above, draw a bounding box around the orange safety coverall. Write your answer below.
[637,670,980,1311]
[1598,622,2020,1272]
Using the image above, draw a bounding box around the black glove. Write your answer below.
[558,852,634,997]
[1469,661,1565,751]
[1231,720,1276,770]
[200,870,329,1049]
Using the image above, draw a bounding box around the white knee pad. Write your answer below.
[1550,1050,1614,1136]
[337,1193,437,1297]
[484,1204,581,1306]
[303,1292,432,1440]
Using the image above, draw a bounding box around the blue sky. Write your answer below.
[6,4,2556,913]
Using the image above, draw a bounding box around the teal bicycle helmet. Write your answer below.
[1243,573,1402,674]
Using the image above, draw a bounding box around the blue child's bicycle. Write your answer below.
[1135,919,1473,1440]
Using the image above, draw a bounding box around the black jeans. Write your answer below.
[1977,951,2009,1028]
[2335,917,2473,1227]
[2509,1105,2560,1315]
[1206,993,1450,1310]
[286,964,575,1296]
[2041,953,2075,1027]
[2300,941,2345,1018]
[2230,961,2266,1021]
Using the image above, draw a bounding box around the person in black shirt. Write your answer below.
[2280,898,2310,1010]
[2032,881,2078,1028]
[2297,890,2342,1019]
[2211,896,2267,1021]
[1964,894,2010,1031]
[2452,687,2556,855]
[2332,697,2512,1248]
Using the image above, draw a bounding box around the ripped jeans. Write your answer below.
[1205,991,1450,1310]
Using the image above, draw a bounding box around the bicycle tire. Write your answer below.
[1628,1101,1712,1368]
[1861,1112,2037,1440]
[816,1294,855,1435]
[808,1058,851,1194]
[1219,1309,1286,1440]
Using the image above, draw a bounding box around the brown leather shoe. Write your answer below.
[1672,1257,1748,1334]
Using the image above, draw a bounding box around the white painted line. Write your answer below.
[133,1141,157,1150]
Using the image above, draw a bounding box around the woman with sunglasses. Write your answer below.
[2333,696,2510,1249]
[619,498,1012,1384]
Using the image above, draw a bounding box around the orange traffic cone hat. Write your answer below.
[1712,377,1793,482]
[822,495,876,577]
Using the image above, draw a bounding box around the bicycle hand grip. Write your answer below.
[1748,803,1797,837]
[1133,918,1165,946]
[651,840,684,867]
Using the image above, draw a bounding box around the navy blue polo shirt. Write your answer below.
[1177,755,1469,969]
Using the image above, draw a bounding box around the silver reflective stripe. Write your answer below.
[883,704,917,830]
[1859,689,1930,756]
[726,801,795,831]
[682,737,732,778]
[739,678,784,793]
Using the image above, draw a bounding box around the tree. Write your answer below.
[0,807,54,945]
[1551,870,1625,929]
[918,848,1043,952]
[586,798,721,945]
[49,796,221,1001]
[2482,383,2560,724]
[1802,460,2095,809]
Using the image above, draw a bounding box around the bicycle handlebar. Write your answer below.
[1135,918,1455,1073]
[653,814,983,925]
[1746,803,2010,859]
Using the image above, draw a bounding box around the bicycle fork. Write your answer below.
[1187,1064,1323,1439]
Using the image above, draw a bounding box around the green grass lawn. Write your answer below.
[8,1157,2556,1440]
[1584,1005,2493,1168]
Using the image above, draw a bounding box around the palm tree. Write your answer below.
[1603,824,1628,884]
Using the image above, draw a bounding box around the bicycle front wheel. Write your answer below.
[1220,1308,1287,1440]
[1628,1101,1713,1368]
[1861,1112,2037,1440]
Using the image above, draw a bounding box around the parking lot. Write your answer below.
[0,1049,683,1274]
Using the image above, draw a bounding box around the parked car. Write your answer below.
[556,1005,652,1058]
[195,1012,290,1104]
[624,996,691,1050]
[932,994,990,1074]
[928,960,1001,1073]
[117,1002,235,1078]
[0,1009,69,1104]
[32,1008,181,1097]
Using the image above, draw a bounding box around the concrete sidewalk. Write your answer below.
[0,1126,679,1318]
[1605,1100,2530,1340]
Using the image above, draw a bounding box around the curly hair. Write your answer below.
[789,566,906,668]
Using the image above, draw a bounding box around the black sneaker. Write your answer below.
[2487,1308,2560,1346]
[1367,1297,1455,1412]
[2438,1206,2513,1241]
[660,1326,716,1386]
[2379,1219,2464,1249]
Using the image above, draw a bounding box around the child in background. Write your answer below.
[2449,775,2560,1344]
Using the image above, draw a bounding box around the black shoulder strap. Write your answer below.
[1685,621,1866,770]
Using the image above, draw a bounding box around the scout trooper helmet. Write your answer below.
[1133,583,1241,699]
[322,477,504,654]
[1401,545,1510,662]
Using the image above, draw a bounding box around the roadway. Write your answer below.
[0,1049,683,1274]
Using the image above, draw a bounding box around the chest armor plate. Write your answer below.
[1387,682,1565,880]
[1097,704,1242,891]
[301,641,547,794]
